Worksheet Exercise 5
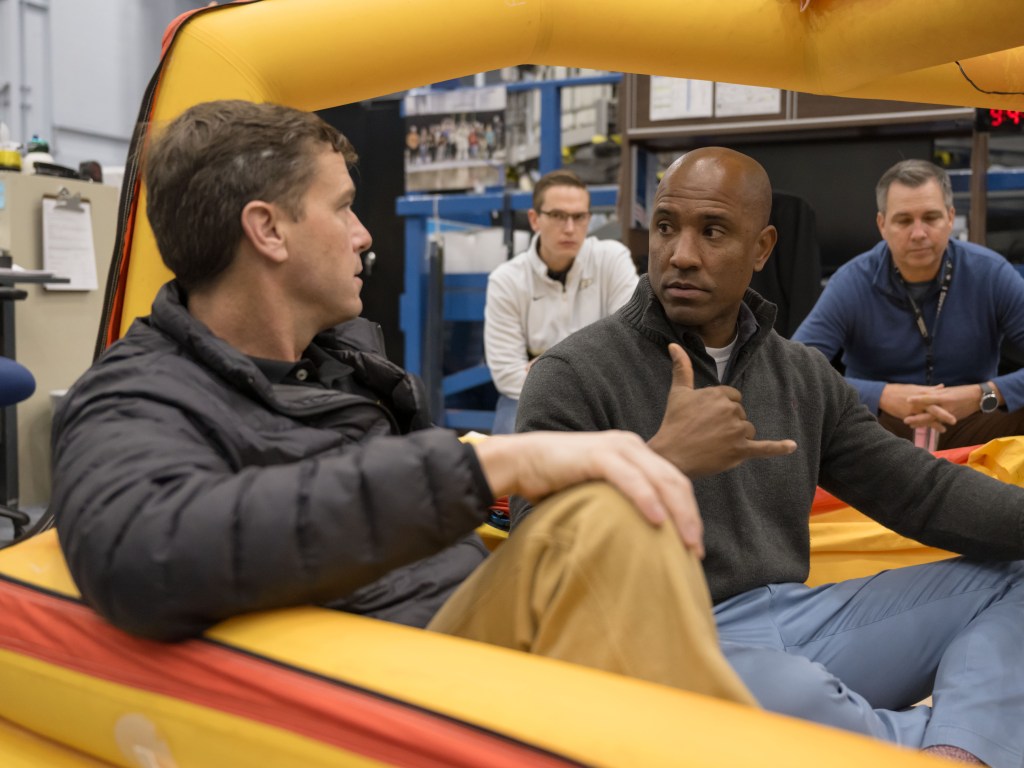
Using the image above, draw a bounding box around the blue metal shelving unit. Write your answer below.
[397,74,622,431]
[949,166,1024,265]
[397,186,618,430]
[948,167,1024,195]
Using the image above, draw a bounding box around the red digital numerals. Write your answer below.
[989,109,1022,128]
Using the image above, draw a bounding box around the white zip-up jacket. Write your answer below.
[484,234,638,399]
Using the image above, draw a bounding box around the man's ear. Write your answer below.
[876,210,886,238]
[752,224,778,273]
[240,200,288,264]
[527,208,541,233]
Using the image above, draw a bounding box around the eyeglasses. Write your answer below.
[538,209,590,224]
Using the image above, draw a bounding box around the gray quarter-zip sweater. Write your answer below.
[515,277,1024,604]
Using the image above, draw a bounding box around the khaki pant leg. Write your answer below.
[427,482,755,706]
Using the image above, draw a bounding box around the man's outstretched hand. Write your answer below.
[648,343,797,477]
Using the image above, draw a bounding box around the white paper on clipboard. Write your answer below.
[41,195,98,291]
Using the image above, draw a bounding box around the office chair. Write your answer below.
[0,356,35,540]
[749,191,822,339]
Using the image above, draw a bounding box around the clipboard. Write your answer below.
[41,186,98,291]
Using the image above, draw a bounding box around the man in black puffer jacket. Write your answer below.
[48,100,754,705]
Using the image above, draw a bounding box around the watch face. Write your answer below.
[981,394,999,413]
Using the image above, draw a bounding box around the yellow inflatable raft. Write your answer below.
[10,436,1024,766]
[4,0,1024,764]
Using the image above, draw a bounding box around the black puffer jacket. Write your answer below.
[51,282,492,640]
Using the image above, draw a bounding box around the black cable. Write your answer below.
[955,61,1024,96]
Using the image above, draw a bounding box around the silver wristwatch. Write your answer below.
[979,381,999,414]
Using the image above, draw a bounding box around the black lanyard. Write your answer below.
[895,256,953,385]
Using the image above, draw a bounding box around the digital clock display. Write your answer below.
[975,108,1024,132]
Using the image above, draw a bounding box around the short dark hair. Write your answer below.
[875,159,953,214]
[144,100,357,291]
[532,168,589,211]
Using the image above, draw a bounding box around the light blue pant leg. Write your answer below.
[491,394,519,434]
[715,558,1024,768]
[921,560,1024,768]
[721,642,932,744]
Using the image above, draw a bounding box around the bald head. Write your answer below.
[647,146,777,347]
[659,147,773,229]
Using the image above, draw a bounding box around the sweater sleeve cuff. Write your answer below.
[846,377,884,414]
[991,373,1024,413]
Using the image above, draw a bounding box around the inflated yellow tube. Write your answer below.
[536,0,1024,101]
[0,531,950,768]
[12,426,1024,768]
[156,0,1024,110]
[118,0,1024,336]
[841,46,1024,104]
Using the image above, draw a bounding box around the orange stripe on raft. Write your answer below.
[0,579,577,768]
[104,179,135,349]
[810,443,978,515]
[105,0,268,350]
[160,0,263,55]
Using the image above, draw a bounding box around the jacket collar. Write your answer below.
[869,239,956,302]
[147,281,427,429]
[526,234,593,282]
[619,276,777,382]
[621,275,776,346]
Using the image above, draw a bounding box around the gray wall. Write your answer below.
[0,0,197,508]
[0,0,198,173]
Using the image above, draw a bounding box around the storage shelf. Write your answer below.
[397,186,618,430]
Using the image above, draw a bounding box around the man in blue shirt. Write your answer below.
[794,159,1024,449]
